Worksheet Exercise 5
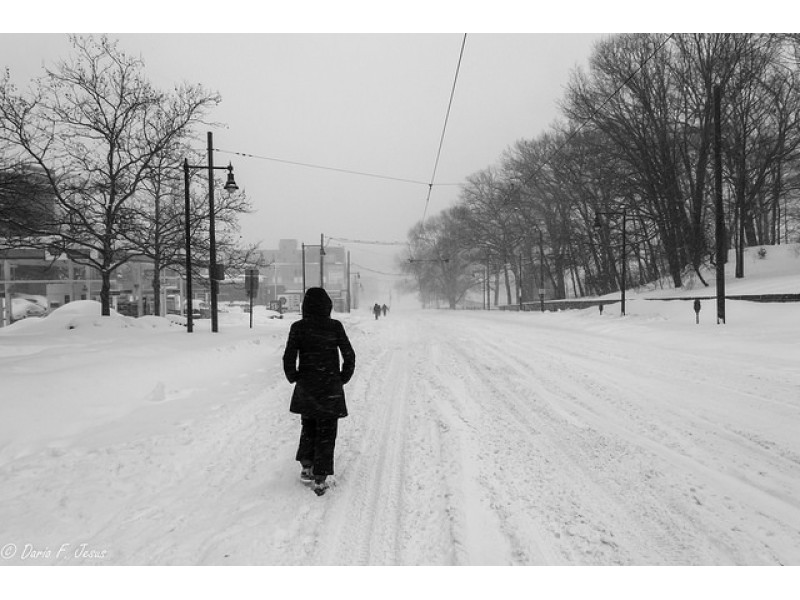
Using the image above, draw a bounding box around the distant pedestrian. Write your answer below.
[373,303,381,320]
[283,287,356,496]
[381,304,388,317]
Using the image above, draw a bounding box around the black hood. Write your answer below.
[302,287,333,317]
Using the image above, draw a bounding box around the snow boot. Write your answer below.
[313,478,330,496]
[300,465,314,484]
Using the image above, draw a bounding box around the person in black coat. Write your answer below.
[283,287,356,495]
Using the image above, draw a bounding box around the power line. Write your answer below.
[328,237,406,246]
[214,148,461,188]
[352,262,406,277]
[422,33,468,223]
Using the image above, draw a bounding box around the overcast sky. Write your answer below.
[1,31,608,276]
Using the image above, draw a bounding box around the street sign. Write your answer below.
[245,269,259,297]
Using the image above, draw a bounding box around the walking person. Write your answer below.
[283,287,356,496]
[373,303,381,320]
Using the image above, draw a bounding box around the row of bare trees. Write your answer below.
[0,35,254,316]
[401,33,800,308]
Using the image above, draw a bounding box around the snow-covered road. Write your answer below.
[1,305,799,566]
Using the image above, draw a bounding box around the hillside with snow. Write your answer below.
[630,243,800,298]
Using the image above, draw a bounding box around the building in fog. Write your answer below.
[251,239,351,313]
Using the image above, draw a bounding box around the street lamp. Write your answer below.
[535,230,546,312]
[183,131,238,333]
[594,208,628,316]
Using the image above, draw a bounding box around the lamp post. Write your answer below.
[301,243,306,296]
[537,230,545,312]
[594,208,627,316]
[273,263,278,306]
[483,262,489,310]
[518,251,523,311]
[509,203,543,313]
[183,131,238,333]
[480,261,489,310]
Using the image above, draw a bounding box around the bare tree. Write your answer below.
[0,35,220,315]
[403,207,475,309]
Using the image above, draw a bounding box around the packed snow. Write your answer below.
[0,246,799,596]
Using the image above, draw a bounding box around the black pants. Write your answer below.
[296,416,338,479]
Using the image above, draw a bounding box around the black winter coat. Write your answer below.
[282,289,356,419]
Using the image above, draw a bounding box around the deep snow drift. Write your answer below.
[0,247,798,598]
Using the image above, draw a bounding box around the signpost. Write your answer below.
[245,268,259,329]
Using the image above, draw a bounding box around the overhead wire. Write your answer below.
[422,33,468,224]
[214,148,463,187]
[351,262,407,277]
[327,237,406,246]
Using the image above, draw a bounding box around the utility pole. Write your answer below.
[486,263,490,310]
[319,233,325,288]
[518,252,523,311]
[182,159,194,333]
[207,132,219,333]
[539,231,546,313]
[301,243,306,295]
[621,209,627,317]
[714,84,726,324]
[346,251,351,312]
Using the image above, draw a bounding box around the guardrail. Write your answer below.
[497,293,800,312]
[644,294,800,303]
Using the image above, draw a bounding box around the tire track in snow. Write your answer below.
[447,313,800,565]
[494,326,800,564]
[418,317,656,565]
[466,324,755,563]
[307,328,411,565]
[303,317,463,565]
